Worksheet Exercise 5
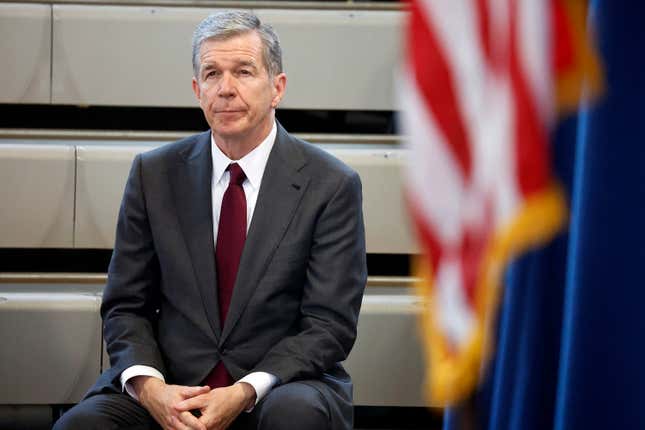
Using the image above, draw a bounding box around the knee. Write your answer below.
[53,405,112,430]
[256,383,330,430]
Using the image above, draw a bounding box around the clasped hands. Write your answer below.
[132,376,256,430]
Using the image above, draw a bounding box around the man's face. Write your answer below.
[192,31,286,144]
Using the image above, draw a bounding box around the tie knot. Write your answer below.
[228,163,246,186]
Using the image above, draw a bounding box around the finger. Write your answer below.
[180,385,211,398]
[159,412,180,430]
[174,394,210,412]
[177,411,207,430]
[198,407,231,430]
[197,411,216,430]
[169,415,190,430]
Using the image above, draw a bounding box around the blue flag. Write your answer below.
[444,1,645,428]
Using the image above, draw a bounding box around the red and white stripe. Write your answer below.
[402,0,554,348]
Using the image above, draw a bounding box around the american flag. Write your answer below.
[401,0,600,405]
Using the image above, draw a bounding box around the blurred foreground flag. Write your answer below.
[400,0,600,405]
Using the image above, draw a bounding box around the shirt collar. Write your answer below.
[211,121,277,190]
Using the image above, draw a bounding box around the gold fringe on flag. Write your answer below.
[416,184,568,405]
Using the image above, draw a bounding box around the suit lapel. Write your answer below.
[171,131,221,342]
[220,125,310,345]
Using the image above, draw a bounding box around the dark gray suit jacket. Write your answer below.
[89,124,367,429]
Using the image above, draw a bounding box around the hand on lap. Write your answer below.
[132,375,211,430]
[174,382,257,430]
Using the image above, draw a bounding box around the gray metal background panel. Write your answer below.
[0,284,103,404]
[0,4,51,104]
[75,143,416,253]
[52,5,197,107]
[327,145,416,254]
[256,9,402,110]
[75,144,157,248]
[52,5,402,110]
[344,289,425,407]
[0,144,75,248]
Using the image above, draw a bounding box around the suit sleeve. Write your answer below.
[101,154,166,381]
[252,170,367,383]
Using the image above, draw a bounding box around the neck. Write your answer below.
[213,114,274,160]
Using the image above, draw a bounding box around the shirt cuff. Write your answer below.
[120,365,165,401]
[236,372,278,412]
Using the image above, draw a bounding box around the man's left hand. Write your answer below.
[174,383,257,430]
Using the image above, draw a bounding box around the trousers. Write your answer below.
[53,381,334,430]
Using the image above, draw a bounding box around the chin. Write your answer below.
[211,119,242,133]
[214,127,251,141]
[216,125,244,135]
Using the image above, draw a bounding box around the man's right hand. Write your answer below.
[132,375,211,430]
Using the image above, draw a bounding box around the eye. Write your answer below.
[205,70,220,79]
[238,69,252,76]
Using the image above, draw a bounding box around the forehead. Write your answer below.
[199,31,264,66]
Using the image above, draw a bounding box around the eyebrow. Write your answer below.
[201,59,258,72]
[236,60,257,69]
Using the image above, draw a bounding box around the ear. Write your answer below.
[192,76,201,101]
[270,73,287,108]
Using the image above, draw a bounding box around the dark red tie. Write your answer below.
[204,163,246,389]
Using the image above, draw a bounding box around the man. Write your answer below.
[54,10,366,430]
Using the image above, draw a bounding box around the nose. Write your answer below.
[217,72,236,99]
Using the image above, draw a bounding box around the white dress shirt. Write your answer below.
[121,122,279,408]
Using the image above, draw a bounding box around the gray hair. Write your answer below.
[192,10,283,79]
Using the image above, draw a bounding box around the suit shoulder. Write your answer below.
[291,137,358,180]
[138,131,209,167]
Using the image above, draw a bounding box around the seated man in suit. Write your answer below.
[54,9,366,430]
